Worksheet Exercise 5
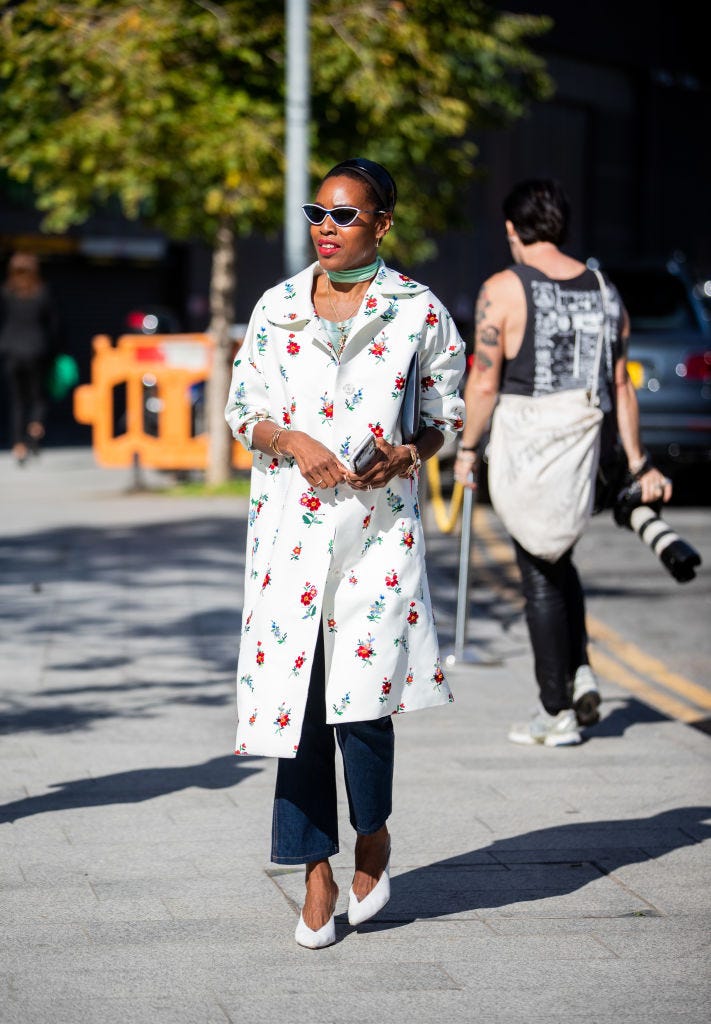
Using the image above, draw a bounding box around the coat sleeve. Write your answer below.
[418,294,466,435]
[224,301,273,451]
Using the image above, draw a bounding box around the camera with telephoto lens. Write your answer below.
[613,481,702,583]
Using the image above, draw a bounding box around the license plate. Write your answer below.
[627,360,645,389]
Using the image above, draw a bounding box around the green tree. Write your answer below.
[0,0,551,483]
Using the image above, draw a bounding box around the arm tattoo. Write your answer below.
[475,351,494,371]
[475,286,491,325]
[473,283,501,374]
[478,324,500,348]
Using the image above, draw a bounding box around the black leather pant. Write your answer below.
[513,540,589,715]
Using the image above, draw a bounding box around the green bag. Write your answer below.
[46,353,80,401]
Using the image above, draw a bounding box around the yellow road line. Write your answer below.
[587,618,711,711]
[469,504,709,721]
[589,649,704,724]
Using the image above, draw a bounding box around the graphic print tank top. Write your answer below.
[500,265,624,414]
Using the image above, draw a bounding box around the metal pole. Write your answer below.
[452,481,474,662]
[443,479,499,667]
[285,0,310,278]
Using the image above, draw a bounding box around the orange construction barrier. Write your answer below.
[73,332,252,471]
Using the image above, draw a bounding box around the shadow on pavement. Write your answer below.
[365,806,711,928]
[0,754,262,823]
[0,515,248,731]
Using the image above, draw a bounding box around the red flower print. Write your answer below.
[381,678,392,695]
[369,341,387,360]
[406,670,414,685]
[238,424,247,435]
[248,709,257,726]
[393,373,406,392]
[300,491,321,513]
[282,408,291,426]
[407,602,419,625]
[268,458,278,473]
[274,703,291,733]
[421,375,435,390]
[453,416,463,430]
[327,617,337,632]
[369,422,384,438]
[300,583,318,607]
[292,543,302,558]
[401,531,414,550]
[320,396,334,419]
[256,642,265,665]
[294,654,305,671]
[366,296,378,310]
[425,304,439,327]
[433,665,445,687]
[356,634,376,664]
[362,505,375,531]
[385,571,399,589]
[286,334,300,355]
[399,274,412,283]
[348,574,358,586]
[261,571,271,589]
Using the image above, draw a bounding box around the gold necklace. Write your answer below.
[325,276,367,359]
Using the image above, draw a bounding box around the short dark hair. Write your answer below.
[323,158,397,213]
[502,179,570,245]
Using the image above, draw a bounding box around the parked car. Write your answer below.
[604,257,711,468]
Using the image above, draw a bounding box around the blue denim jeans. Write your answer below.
[271,627,394,865]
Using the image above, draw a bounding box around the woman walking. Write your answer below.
[225,158,464,947]
[0,252,58,463]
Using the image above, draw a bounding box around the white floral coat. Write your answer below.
[225,260,465,758]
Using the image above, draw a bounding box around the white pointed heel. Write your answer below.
[348,855,391,926]
[294,910,336,949]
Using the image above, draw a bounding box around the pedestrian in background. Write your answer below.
[0,251,59,464]
[225,158,465,948]
[454,179,671,747]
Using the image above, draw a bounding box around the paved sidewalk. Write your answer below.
[1,449,709,1024]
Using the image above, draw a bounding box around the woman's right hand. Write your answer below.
[283,431,350,490]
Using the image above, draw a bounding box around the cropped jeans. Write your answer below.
[271,626,394,865]
[513,540,590,716]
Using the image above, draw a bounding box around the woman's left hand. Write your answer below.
[345,437,412,491]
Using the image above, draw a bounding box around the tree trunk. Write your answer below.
[206,219,237,486]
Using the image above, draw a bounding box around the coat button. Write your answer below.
[343,384,355,395]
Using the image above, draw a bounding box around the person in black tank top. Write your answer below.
[454,179,672,747]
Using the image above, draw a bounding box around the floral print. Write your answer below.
[225,260,464,758]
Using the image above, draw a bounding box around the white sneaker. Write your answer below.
[572,665,601,726]
[508,707,582,747]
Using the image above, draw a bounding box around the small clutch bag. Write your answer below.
[400,351,421,444]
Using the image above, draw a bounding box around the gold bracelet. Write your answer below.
[402,443,421,478]
[269,427,284,456]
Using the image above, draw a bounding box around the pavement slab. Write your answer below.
[0,449,709,1024]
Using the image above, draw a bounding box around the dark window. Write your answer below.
[610,270,699,332]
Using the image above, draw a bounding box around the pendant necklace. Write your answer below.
[325,276,366,360]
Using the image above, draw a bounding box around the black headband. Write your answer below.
[326,158,397,212]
